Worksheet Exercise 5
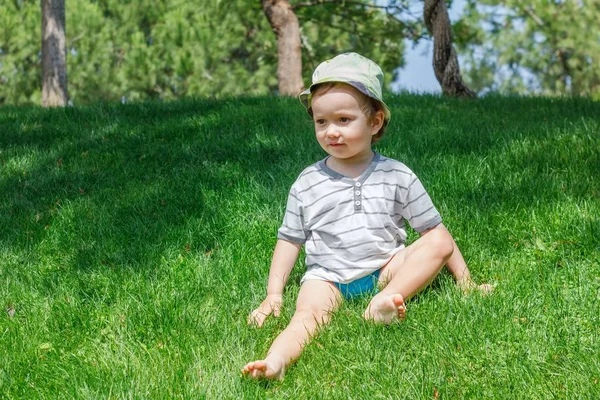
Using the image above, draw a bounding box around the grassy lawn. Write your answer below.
[0,94,599,398]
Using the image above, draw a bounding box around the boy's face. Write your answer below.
[311,84,383,163]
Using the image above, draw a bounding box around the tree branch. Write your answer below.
[292,0,408,13]
[301,14,424,42]
[523,6,544,27]
[292,0,423,39]
[301,15,362,36]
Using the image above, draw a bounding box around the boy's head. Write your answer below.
[299,53,391,143]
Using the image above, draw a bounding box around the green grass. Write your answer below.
[0,94,599,398]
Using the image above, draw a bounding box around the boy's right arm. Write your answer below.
[248,239,302,327]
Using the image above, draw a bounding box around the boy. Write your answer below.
[242,53,490,380]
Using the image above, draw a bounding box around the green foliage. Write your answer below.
[0,0,412,106]
[296,0,412,84]
[456,1,600,97]
[0,0,279,104]
[0,0,41,104]
[0,95,599,397]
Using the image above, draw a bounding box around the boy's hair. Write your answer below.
[308,82,387,144]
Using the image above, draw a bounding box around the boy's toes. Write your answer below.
[365,294,405,324]
[397,304,406,320]
[392,294,406,320]
[242,361,267,378]
[251,361,265,374]
[242,359,284,380]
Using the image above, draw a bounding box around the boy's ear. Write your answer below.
[370,110,385,135]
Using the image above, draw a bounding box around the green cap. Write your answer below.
[299,52,391,125]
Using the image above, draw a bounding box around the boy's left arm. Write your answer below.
[421,223,493,294]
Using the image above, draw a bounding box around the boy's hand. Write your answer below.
[248,294,283,327]
[457,277,495,295]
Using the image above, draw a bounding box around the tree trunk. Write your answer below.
[261,0,303,96]
[41,0,68,107]
[423,0,475,97]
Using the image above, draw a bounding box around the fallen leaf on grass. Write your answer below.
[6,305,15,319]
[39,342,53,351]
[535,238,547,251]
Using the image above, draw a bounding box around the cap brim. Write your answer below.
[298,79,391,126]
[299,88,311,110]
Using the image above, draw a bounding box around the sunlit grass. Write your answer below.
[0,94,599,398]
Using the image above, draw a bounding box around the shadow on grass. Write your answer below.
[386,94,599,158]
[0,94,598,286]
[0,97,314,284]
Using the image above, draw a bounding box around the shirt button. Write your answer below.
[355,201,361,206]
[355,182,361,187]
[355,191,361,196]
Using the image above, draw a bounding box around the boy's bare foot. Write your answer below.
[363,294,406,324]
[241,355,285,380]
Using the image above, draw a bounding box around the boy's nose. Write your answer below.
[326,125,340,138]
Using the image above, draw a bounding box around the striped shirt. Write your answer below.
[277,153,442,284]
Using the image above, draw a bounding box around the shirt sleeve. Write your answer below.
[277,187,308,244]
[401,174,442,233]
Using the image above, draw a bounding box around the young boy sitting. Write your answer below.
[242,53,491,380]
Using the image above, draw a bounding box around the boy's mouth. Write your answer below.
[329,143,343,147]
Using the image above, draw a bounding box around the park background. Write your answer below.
[2,0,600,105]
[1,0,599,398]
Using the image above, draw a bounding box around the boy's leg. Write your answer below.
[242,280,342,380]
[364,225,454,323]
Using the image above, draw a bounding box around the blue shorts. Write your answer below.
[332,269,381,300]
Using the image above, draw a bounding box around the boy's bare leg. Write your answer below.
[364,225,454,324]
[242,280,342,380]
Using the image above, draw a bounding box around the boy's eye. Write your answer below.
[315,119,325,125]
[339,117,350,123]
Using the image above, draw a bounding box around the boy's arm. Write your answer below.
[266,239,302,296]
[443,226,471,284]
[248,239,302,327]
[421,224,493,294]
